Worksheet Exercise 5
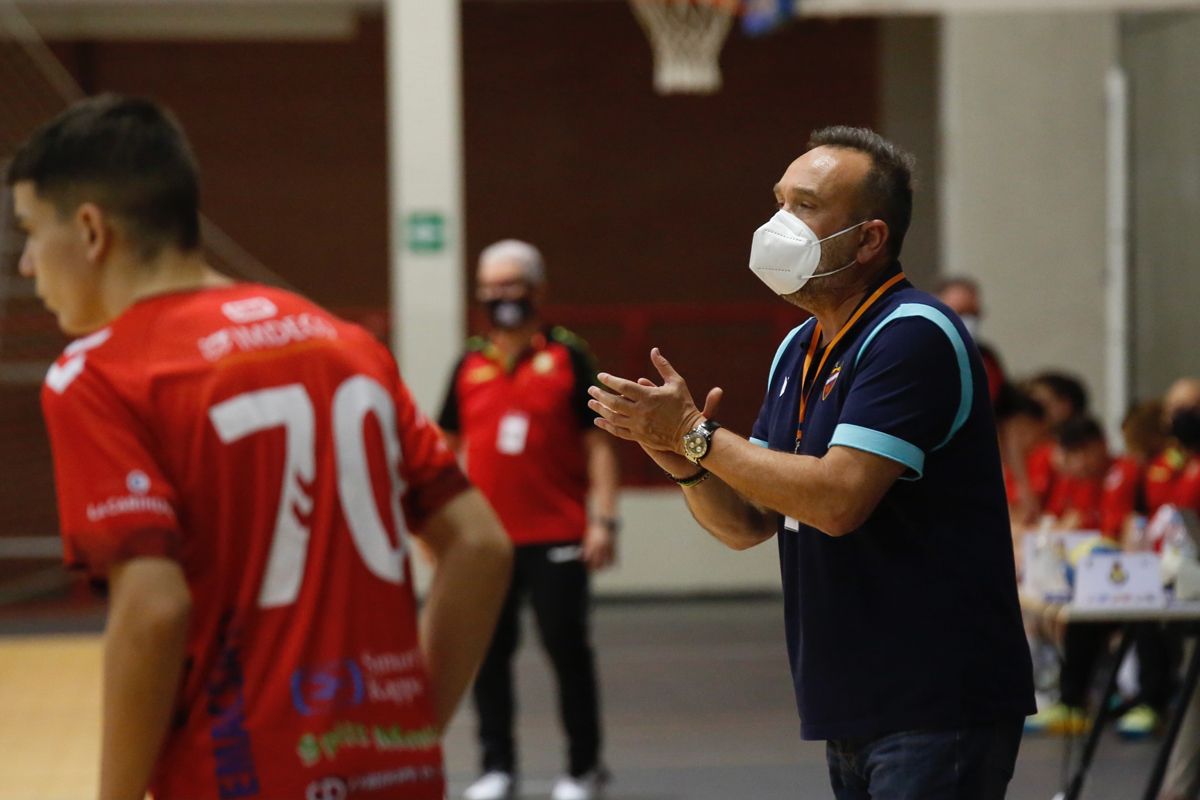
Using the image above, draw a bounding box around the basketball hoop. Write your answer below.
[629,0,740,95]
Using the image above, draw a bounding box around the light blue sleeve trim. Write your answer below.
[749,436,769,448]
[855,303,973,451]
[767,319,815,391]
[829,423,925,479]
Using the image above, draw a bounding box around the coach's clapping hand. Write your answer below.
[588,348,723,461]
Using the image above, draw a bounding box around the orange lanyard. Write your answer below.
[794,272,906,450]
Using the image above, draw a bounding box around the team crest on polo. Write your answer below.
[822,363,843,400]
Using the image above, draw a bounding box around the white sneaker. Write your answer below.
[463,771,515,800]
[550,771,608,800]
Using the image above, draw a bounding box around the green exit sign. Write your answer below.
[406,211,446,253]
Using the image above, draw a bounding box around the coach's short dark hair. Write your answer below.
[807,126,915,260]
[1056,415,1106,452]
[5,94,200,259]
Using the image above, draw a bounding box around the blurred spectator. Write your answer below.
[995,383,1050,527]
[1124,399,1169,465]
[1170,405,1200,513]
[936,276,1006,405]
[1027,416,1163,738]
[1159,392,1200,799]
[1021,371,1090,516]
[1028,371,1089,429]
[1146,378,1200,514]
[1047,416,1135,537]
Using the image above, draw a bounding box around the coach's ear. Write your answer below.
[75,201,115,265]
[856,219,890,266]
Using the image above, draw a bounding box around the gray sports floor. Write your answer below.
[441,598,1165,800]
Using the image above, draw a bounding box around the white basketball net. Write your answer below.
[629,0,739,95]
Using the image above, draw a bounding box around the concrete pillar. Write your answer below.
[880,16,941,292]
[1124,12,1200,398]
[385,0,465,413]
[941,12,1118,421]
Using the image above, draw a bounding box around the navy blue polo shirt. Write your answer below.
[751,264,1035,741]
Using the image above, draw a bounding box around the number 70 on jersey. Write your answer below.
[209,375,412,608]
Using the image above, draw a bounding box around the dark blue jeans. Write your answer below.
[825,718,1024,800]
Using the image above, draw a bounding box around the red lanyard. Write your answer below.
[794,272,906,449]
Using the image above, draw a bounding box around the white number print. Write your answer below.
[209,377,408,608]
[333,376,408,585]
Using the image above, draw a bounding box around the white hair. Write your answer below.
[478,239,546,285]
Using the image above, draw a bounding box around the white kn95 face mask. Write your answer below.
[748,210,867,295]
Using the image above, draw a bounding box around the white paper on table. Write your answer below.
[1073,552,1165,610]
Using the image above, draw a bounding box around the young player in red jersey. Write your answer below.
[8,95,512,800]
[1047,416,1137,537]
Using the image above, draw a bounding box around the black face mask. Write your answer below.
[485,297,535,330]
[1171,408,1200,452]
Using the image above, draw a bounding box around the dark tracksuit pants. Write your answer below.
[472,541,601,777]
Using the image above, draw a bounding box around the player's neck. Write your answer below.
[489,321,542,361]
[106,249,233,319]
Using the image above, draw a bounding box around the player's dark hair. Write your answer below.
[807,125,915,260]
[5,94,200,260]
[994,382,1045,425]
[1030,371,1089,417]
[1056,415,1106,451]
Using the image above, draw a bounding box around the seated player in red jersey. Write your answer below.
[1026,371,1090,509]
[1027,415,1148,736]
[1046,415,1141,539]
[1145,378,1200,514]
[1169,406,1200,513]
[7,95,513,800]
[994,382,1050,529]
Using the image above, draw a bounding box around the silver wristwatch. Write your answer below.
[682,419,722,464]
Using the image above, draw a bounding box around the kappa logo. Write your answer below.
[126,470,152,495]
[822,363,843,401]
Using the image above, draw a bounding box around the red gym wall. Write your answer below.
[1,5,878,565]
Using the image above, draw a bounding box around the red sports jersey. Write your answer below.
[1145,446,1188,514]
[1172,455,1200,513]
[1046,472,1104,531]
[1027,440,1058,507]
[438,328,595,546]
[41,284,468,799]
[1100,457,1140,539]
[1046,457,1138,536]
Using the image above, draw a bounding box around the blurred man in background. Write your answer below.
[1147,378,1200,513]
[9,95,512,800]
[439,240,619,800]
[936,275,1006,406]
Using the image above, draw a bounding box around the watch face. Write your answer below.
[684,431,708,462]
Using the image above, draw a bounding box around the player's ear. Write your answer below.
[75,202,113,265]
